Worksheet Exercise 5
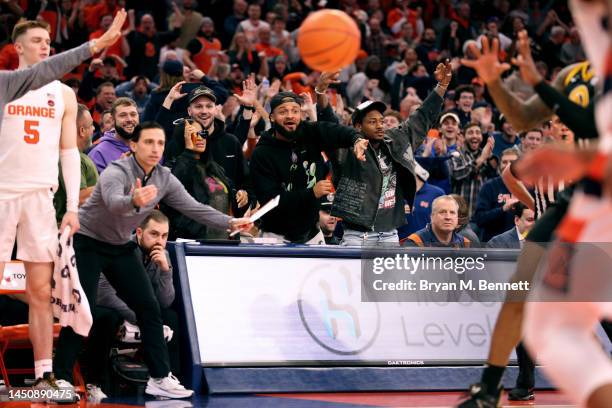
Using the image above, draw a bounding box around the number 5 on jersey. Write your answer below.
[24,120,40,144]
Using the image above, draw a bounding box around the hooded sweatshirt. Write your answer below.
[250,121,359,243]
[88,130,131,174]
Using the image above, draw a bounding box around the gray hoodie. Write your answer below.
[0,43,91,126]
[79,155,231,245]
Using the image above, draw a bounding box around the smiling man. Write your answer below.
[88,97,139,173]
[250,92,368,244]
[332,62,452,246]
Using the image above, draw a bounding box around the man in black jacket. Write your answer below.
[158,84,252,210]
[250,92,368,244]
[332,61,452,246]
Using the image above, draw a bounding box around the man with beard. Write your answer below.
[88,97,139,173]
[450,122,496,216]
[184,17,222,74]
[250,92,368,244]
[55,104,99,222]
[333,61,451,246]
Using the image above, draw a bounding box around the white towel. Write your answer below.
[50,227,93,337]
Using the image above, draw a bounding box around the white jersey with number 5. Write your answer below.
[0,80,65,200]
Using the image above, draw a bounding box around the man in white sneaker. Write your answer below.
[0,15,124,395]
[53,122,253,399]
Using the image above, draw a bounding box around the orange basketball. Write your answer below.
[297,9,361,72]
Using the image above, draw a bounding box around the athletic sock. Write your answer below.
[480,364,505,396]
[34,359,53,379]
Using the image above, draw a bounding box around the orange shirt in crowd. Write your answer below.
[191,37,222,74]
[0,44,18,70]
[255,43,284,59]
[89,29,123,58]
[83,2,110,32]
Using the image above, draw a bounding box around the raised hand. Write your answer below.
[95,9,127,52]
[162,81,187,109]
[313,180,334,198]
[316,70,341,93]
[511,30,543,86]
[434,59,453,88]
[461,36,511,85]
[234,76,257,106]
[132,178,158,208]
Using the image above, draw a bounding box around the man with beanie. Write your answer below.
[250,92,368,244]
[332,61,452,245]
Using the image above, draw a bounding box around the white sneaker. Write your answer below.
[145,373,194,399]
[54,379,80,403]
[0,379,5,391]
[87,383,108,402]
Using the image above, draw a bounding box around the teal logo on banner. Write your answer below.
[298,265,380,355]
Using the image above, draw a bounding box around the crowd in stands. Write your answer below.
[0,0,587,398]
[1,0,582,245]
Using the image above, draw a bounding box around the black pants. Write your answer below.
[54,234,170,382]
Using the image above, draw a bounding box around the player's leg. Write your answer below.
[17,190,59,382]
[24,262,55,378]
[524,301,612,408]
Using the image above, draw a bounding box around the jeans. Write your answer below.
[341,229,400,246]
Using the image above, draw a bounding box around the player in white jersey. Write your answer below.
[0,20,88,391]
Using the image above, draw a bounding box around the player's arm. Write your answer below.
[0,9,126,104]
[59,86,81,236]
[502,162,535,211]
[487,64,574,132]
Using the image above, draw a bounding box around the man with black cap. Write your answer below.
[159,83,251,210]
[331,61,452,246]
[250,92,368,244]
[319,195,340,245]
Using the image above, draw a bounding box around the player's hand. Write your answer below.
[353,138,369,162]
[511,30,543,86]
[236,190,249,208]
[150,244,170,272]
[514,145,592,187]
[132,178,158,208]
[95,8,127,51]
[313,180,334,198]
[461,36,511,85]
[60,211,80,237]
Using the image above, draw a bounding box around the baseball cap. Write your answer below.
[351,100,387,125]
[188,86,217,104]
[414,162,429,182]
[439,111,460,125]
[270,91,303,112]
[162,59,184,77]
[319,193,334,212]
